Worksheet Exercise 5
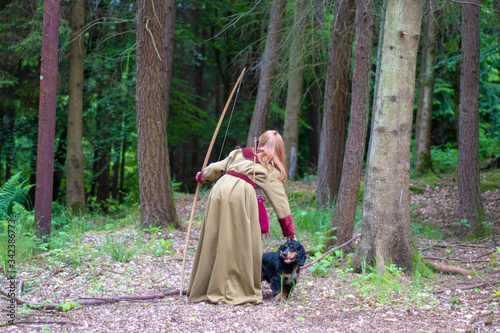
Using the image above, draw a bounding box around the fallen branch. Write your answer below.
[0,281,187,311]
[426,261,470,275]
[12,321,81,326]
[423,255,492,263]
[434,283,487,294]
[302,234,361,269]
[429,243,489,249]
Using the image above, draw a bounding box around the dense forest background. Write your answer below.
[0,0,499,227]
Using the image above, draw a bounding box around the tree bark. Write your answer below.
[306,0,326,171]
[65,0,86,213]
[283,0,308,180]
[34,0,61,239]
[352,0,422,272]
[111,146,119,200]
[495,0,500,57]
[317,0,355,207]
[136,0,179,228]
[453,59,460,141]
[246,0,286,146]
[458,0,485,240]
[118,138,127,202]
[414,1,437,175]
[2,108,15,181]
[327,0,373,249]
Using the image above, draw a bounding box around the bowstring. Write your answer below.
[218,71,245,161]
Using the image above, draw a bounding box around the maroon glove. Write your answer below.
[196,171,208,184]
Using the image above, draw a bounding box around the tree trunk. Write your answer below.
[136,0,179,228]
[246,0,286,146]
[2,108,15,181]
[495,0,500,57]
[53,129,66,202]
[118,138,127,202]
[283,0,308,180]
[453,59,460,142]
[414,2,437,175]
[65,0,86,213]
[352,0,422,272]
[317,0,355,207]
[327,0,373,249]
[34,0,61,239]
[365,0,387,168]
[111,146,119,200]
[95,136,111,205]
[458,0,485,240]
[306,0,325,171]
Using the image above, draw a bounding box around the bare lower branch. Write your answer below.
[444,0,500,13]
[0,282,187,311]
[302,234,361,269]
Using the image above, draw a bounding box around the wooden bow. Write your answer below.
[180,68,246,295]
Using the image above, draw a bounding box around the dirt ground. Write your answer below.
[1,177,500,332]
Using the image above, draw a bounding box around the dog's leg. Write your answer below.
[270,276,282,300]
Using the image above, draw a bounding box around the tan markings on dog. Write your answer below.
[274,293,282,301]
[286,252,297,260]
[282,273,293,283]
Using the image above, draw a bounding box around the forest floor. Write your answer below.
[2,174,500,332]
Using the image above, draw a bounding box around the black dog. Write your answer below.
[261,240,307,300]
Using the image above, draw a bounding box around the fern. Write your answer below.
[0,172,34,218]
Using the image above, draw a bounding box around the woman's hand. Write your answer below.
[287,234,297,241]
[195,171,208,184]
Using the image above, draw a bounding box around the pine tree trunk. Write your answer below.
[327,0,373,249]
[414,2,436,174]
[95,139,111,205]
[111,145,119,200]
[317,0,355,207]
[283,0,307,180]
[53,129,66,202]
[306,0,325,171]
[136,0,179,228]
[453,59,461,142]
[495,0,500,57]
[2,109,15,181]
[65,0,86,213]
[246,0,286,146]
[118,138,126,202]
[352,0,422,272]
[458,0,485,240]
[34,0,61,239]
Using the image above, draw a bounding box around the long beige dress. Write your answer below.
[187,148,295,305]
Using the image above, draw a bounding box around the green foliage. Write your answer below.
[412,222,445,241]
[55,301,82,312]
[0,172,33,218]
[409,186,424,195]
[479,129,500,160]
[430,145,458,175]
[308,250,346,277]
[490,289,500,303]
[107,239,137,262]
[350,259,434,306]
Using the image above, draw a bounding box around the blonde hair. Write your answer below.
[256,130,287,182]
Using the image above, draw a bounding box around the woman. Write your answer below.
[187,130,297,305]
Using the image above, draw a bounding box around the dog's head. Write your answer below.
[278,240,307,266]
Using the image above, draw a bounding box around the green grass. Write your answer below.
[412,222,446,241]
[0,202,144,273]
[481,169,500,192]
